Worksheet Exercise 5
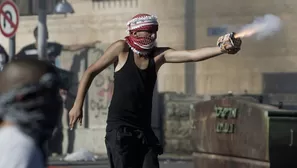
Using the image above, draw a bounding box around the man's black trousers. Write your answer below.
[105,126,162,168]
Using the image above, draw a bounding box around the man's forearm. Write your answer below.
[163,46,224,63]
[73,70,96,108]
[190,47,223,61]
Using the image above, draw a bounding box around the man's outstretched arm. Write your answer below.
[163,47,223,63]
[62,40,101,51]
[162,33,242,63]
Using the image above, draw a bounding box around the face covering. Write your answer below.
[125,14,159,56]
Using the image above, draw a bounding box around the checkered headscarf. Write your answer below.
[125,14,158,56]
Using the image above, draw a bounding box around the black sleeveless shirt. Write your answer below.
[106,48,157,131]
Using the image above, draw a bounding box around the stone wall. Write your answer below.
[161,93,210,154]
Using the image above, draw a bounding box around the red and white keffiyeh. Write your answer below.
[125,14,159,56]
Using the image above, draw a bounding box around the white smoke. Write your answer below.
[237,14,283,40]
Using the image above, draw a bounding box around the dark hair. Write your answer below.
[33,26,48,39]
[6,58,56,74]
[1,59,61,91]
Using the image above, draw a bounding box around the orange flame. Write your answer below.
[234,28,257,38]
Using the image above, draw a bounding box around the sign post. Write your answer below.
[0,0,19,60]
[38,0,47,60]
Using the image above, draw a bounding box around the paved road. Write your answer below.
[48,159,193,168]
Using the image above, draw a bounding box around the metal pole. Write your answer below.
[9,35,15,60]
[184,0,196,94]
[38,0,47,60]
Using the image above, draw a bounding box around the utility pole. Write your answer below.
[184,0,196,94]
[8,36,15,59]
[38,0,47,60]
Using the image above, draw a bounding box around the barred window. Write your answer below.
[92,0,138,8]
[0,0,58,16]
[207,27,227,36]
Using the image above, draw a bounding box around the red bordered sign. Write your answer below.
[0,0,19,38]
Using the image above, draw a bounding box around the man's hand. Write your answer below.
[217,32,242,54]
[69,107,83,129]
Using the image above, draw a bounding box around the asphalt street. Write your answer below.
[48,159,193,168]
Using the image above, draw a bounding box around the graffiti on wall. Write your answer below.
[90,73,114,114]
[88,47,114,118]
[214,105,238,133]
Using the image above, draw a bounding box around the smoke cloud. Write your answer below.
[236,14,283,40]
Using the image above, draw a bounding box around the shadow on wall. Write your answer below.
[48,46,104,155]
[64,49,89,154]
[48,48,88,155]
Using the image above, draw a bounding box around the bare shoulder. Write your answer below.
[154,47,174,57]
[109,40,129,54]
[113,39,125,46]
[153,47,175,69]
[154,47,175,61]
[110,40,127,50]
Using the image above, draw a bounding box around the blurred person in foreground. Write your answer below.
[0,59,63,168]
[69,13,242,168]
[0,44,9,71]
[13,26,100,156]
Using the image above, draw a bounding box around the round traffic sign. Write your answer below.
[0,0,19,38]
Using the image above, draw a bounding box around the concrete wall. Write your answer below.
[1,0,296,95]
[58,45,110,154]
[0,0,185,154]
[0,0,187,154]
[195,0,297,95]
[0,0,186,94]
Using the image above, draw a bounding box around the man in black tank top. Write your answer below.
[69,14,242,168]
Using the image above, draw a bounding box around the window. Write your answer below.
[207,27,227,36]
[92,0,138,8]
[0,0,58,16]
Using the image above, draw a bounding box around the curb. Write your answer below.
[159,155,192,161]
[48,154,192,166]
